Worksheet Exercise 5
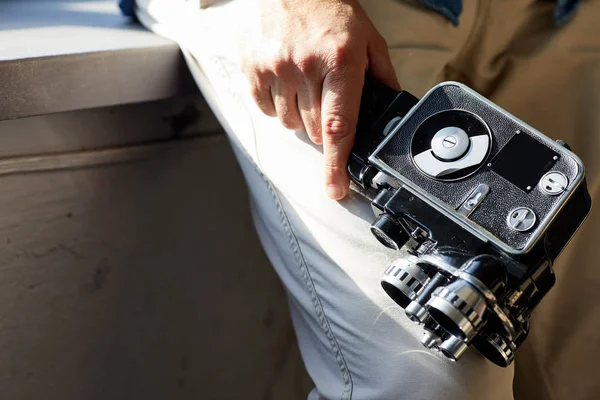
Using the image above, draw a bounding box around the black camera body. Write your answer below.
[349,76,592,367]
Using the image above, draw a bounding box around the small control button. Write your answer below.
[507,207,536,232]
[458,184,490,217]
[431,127,470,161]
[539,171,568,196]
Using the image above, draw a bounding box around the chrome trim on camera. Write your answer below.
[418,254,459,275]
[457,272,516,340]
[490,303,517,341]
[458,272,497,303]
[368,81,586,255]
[506,207,537,232]
[439,335,469,361]
[458,184,490,217]
[486,333,516,365]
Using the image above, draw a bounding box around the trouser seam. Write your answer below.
[206,55,354,400]
[250,159,354,400]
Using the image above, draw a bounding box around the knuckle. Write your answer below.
[241,59,262,78]
[324,158,344,172]
[260,102,277,117]
[270,56,293,79]
[323,114,352,142]
[254,65,270,81]
[249,85,276,117]
[324,39,354,69]
[245,66,273,91]
[296,53,320,75]
[280,115,301,130]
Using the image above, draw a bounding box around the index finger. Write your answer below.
[321,68,365,200]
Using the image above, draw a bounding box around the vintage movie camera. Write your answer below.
[348,75,592,367]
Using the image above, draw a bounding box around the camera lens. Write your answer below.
[438,335,469,361]
[381,257,430,308]
[426,280,487,340]
[421,330,441,349]
[472,333,516,367]
[370,213,409,250]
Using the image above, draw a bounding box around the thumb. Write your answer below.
[367,39,401,90]
[321,67,365,200]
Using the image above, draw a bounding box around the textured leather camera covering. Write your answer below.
[371,83,582,252]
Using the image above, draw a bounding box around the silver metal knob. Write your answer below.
[431,126,470,161]
[539,171,568,196]
[507,207,536,232]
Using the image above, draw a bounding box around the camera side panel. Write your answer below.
[369,83,584,253]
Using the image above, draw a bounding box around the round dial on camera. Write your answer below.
[410,110,492,181]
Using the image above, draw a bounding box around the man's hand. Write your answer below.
[241,0,399,199]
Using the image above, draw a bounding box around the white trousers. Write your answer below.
[134,1,600,399]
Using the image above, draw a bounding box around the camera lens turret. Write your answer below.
[472,332,516,367]
[425,256,508,341]
[427,280,487,340]
[381,257,430,308]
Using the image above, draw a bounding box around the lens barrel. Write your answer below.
[439,335,469,361]
[427,280,487,340]
[472,332,516,367]
[370,214,409,250]
[381,257,430,308]
[380,253,519,365]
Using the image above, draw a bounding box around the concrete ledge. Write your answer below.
[0,0,198,121]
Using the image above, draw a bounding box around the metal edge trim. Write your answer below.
[368,81,586,255]
[408,109,494,182]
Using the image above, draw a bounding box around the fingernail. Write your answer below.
[327,184,346,200]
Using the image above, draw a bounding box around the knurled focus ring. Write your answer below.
[431,286,484,329]
[383,261,429,297]
[484,333,516,365]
